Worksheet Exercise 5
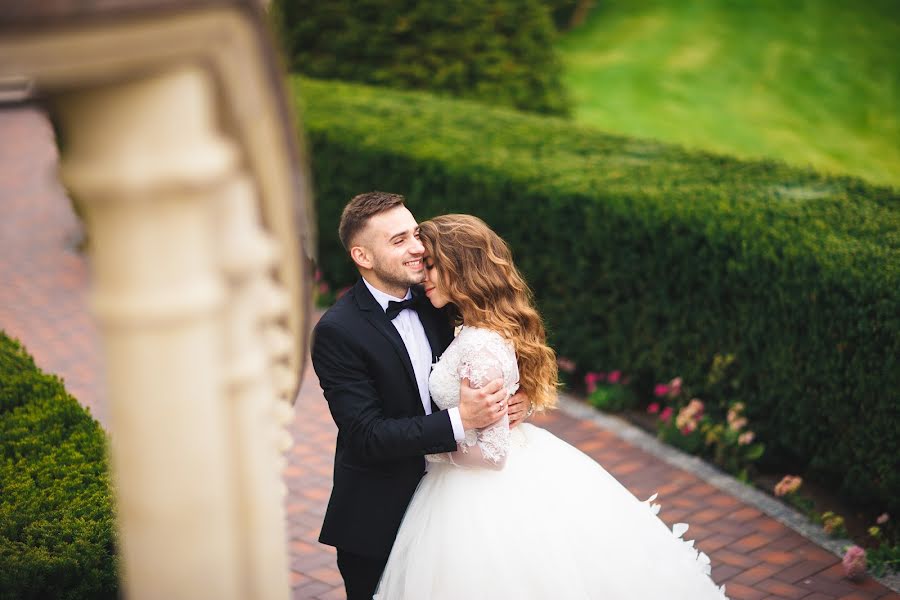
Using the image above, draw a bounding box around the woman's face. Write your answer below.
[423,255,451,308]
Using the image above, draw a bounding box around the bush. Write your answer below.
[294,76,900,514]
[271,0,570,116]
[542,0,592,30]
[0,332,117,599]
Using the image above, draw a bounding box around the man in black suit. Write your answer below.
[311,192,530,599]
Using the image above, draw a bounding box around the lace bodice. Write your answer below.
[426,326,519,468]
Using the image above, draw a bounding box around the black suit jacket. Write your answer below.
[311,278,458,558]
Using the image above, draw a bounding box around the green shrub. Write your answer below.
[0,332,117,599]
[542,0,590,30]
[272,0,570,116]
[294,76,900,514]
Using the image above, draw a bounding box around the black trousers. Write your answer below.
[336,549,388,600]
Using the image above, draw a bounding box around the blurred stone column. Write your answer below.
[55,65,246,600]
[217,175,293,599]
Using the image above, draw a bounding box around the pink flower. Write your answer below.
[584,372,604,384]
[686,398,704,416]
[659,407,673,423]
[318,282,330,294]
[727,402,747,430]
[314,269,322,282]
[584,372,605,394]
[607,370,622,384]
[729,417,748,432]
[842,545,867,581]
[876,513,890,525]
[556,357,576,373]
[675,399,704,432]
[647,402,661,414]
[654,384,670,397]
[738,431,755,445]
[680,421,697,435]
[774,475,803,497]
[667,376,683,398]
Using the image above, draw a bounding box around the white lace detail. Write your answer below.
[424,452,451,464]
[474,416,510,464]
[425,327,520,468]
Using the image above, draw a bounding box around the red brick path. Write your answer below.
[2,106,897,600]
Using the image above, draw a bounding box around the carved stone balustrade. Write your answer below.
[0,2,314,598]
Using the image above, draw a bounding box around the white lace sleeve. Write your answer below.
[425,329,518,469]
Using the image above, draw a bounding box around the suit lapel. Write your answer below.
[352,280,420,408]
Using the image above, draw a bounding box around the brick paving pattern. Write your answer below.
[2,105,897,600]
[0,106,108,425]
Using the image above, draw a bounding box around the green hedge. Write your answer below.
[0,332,117,599]
[543,0,588,30]
[271,0,570,116]
[294,76,900,514]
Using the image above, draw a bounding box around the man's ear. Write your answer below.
[350,245,373,270]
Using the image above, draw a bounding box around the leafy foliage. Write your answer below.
[0,332,117,599]
[543,0,591,30]
[587,385,636,413]
[271,0,570,115]
[295,76,900,514]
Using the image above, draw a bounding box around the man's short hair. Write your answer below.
[338,191,406,251]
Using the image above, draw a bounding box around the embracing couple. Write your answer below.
[311,192,729,599]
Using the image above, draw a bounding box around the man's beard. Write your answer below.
[372,255,424,291]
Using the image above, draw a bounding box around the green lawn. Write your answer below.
[557,0,900,187]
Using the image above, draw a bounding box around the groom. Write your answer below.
[311,192,530,599]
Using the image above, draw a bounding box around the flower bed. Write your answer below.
[558,355,899,580]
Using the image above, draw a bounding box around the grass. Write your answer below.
[557,0,900,187]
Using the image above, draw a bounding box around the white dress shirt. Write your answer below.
[363,279,465,442]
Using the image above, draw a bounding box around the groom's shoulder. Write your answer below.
[315,285,362,333]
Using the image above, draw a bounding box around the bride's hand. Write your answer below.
[507,391,532,429]
[458,377,507,430]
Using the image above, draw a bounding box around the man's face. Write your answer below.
[356,206,425,295]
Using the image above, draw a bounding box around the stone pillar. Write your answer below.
[55,64,255,600]
[217,175,293,599]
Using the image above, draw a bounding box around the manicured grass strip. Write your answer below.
[557,0,900,187]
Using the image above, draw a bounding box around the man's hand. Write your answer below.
[458,377,507,430]
[507,390,532,429]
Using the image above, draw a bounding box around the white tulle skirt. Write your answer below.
[375,423,729,599]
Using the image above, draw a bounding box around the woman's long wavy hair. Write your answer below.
[418,214,558,411]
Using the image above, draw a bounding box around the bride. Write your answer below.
[374,214,729,599]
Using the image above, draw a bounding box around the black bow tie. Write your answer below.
[386,296,420,320]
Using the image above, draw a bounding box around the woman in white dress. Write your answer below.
[375,214,729,599]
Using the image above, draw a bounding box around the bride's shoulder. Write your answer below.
[458,326,514,353]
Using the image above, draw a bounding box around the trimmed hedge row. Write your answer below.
[271,0,570,116]
[0,332,117,599]
[294,76,900,514]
